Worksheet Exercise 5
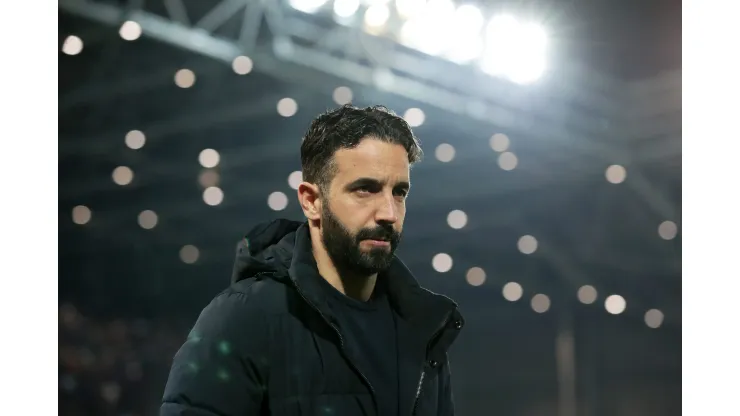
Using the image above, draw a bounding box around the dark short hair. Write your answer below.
[300,105,423,192]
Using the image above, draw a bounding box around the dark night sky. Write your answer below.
[550,0,680,79]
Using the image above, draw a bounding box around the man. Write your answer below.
[161,105,464,415]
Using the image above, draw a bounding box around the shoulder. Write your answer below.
[186,277,290,349]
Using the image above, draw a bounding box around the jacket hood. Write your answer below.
[231,219,304,284]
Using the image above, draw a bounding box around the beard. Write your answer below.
[320,202,401,276]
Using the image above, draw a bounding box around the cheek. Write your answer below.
[397,200,407,216]
[395,204,406,228]
[332,199,368,227]
[346,198,377,216]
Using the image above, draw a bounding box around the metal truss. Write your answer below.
[59,0,680,160]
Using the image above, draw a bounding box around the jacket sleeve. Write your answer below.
[160,291,270,415]
[437,354,456,416]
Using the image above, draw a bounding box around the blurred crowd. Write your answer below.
[58,304,187,416]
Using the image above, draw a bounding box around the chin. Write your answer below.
[358,248,390,259]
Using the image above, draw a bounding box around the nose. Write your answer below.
[375,193,399,224]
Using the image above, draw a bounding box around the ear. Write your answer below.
[297,182,322,221]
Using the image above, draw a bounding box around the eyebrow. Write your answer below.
[344,177,411,192]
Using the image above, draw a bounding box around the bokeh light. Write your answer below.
[447,210,468,229]
[137,210,158,230]
[232,56,254,75]
[112,166,134,186]
[125,130,146,150]
[435,143,455,162]
[268,191,289,211]
[605,294,627,315]
[198,149,220,168]
[179,245,200,264]
[577,285,598,304]
[119,21,142,41]
[174,69,196,88]
[333,86,353,105]
[498,152,518,170]
[432,253,453,273]
[203,187,224,206]
[101,382,121,404]
[531,294,551,313]
[605,165,627,184]
[287,171,303,190]
[404,108,425,127]
[517,235,538,254]
[645,309,664,328]
[658,221,678,240]
[72,205,92,225]
[466,267,486,286]
[502,282,523,301]
[489,133,510,152]
[277,98,298,117]
[62,35,83,55]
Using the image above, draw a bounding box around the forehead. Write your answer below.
[332,138,410,183]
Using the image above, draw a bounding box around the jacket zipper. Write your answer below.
[411,313,454,415]
[411,370,426,415]
[294,285,378,413]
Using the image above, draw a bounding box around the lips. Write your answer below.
[364,239,391,246]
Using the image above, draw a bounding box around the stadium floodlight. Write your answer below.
[334,0,361,18]
[480,14,548,84]
[399,0,455,56]
[364,4,391,28]
[395,0,426,19]
[289,0,328,14]
[445,4,485,63]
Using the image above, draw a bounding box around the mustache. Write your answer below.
[355,226,398,242]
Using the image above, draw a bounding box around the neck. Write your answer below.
[309,226,377,302]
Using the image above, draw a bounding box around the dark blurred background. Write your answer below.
[58,0,681,415]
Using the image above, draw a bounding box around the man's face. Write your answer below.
[320,138,410,275]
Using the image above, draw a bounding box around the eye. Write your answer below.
[355,186,373,195]
[394,189,409,198]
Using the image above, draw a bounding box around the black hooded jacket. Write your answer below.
[161,219,464,415]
